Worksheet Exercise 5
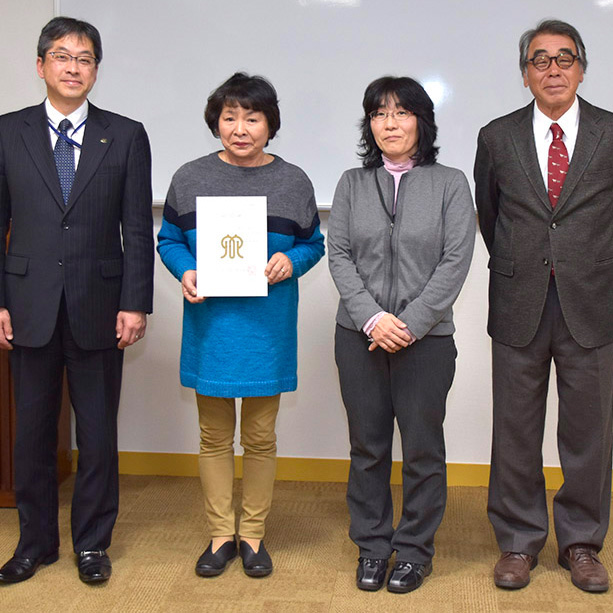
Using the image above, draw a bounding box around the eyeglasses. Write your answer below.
[369,109,414,123]
[527,52,578,72]
[47,51,98,68]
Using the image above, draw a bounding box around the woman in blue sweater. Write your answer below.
[158,73,324,578]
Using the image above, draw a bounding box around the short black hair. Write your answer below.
[519,19,587,74]
[204,72,281,144]
[358,76,439,168]
[38,16,102,63]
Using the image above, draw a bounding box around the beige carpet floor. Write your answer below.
[1,475,612,612]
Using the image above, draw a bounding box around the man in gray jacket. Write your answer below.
[475,19,612,592]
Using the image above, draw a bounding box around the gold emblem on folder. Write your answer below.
[221,234,244,259]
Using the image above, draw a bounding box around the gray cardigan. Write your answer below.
[328,163,476,339]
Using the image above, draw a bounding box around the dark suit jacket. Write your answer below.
[0,102,154,350]
[474,97,613,349]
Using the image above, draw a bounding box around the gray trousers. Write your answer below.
[488,278,613,556]
[335,324,456,563]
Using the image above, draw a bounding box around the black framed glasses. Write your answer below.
[369,109,414,123]
[47,51,98,68]
[527,52,578,72]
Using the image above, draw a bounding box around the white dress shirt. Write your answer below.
[45,98,88,169]
[532,96,580,189]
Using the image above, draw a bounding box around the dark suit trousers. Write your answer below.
[10,297,124,557]
[488,278,613,556]
[335,324,456,563]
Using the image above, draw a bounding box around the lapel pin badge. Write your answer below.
[100,138,108,143]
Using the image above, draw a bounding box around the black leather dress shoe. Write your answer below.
[195,539,237,577]
[239,541,273,577]
[0,551,59,584]
[387,560,432,593]
[77,550,112,584]
[356,557,388,591]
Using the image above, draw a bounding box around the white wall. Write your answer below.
[2,0,580,467]
[57,0,613,205]
[0,0,52,115]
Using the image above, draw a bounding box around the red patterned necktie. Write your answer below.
[548,123,568,208]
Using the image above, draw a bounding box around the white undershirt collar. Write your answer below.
[532,97,580,187]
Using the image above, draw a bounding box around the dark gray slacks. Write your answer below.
[10,296,124,557]
[488,279,613,556]
[335,324,457,563]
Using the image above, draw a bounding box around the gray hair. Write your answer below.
[519,19,587,74]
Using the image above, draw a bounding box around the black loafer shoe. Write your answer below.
[387,560,432,593]
[239,541,272,577]
[195,539,237,577]
[356,557,388,591]
[77,550,112,584]
[0,551,59,584]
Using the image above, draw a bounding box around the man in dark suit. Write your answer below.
[0,17,153,584]
[474,19,613,593]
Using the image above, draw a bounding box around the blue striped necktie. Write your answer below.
[54,119,75,204]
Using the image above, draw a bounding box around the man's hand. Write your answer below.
[181,270,207,304]
[116,310,147,349]
[368,313,414,353]
[0,308,13,350]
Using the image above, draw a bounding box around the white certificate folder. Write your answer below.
[196,196,268,297]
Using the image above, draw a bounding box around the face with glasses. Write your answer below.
[370,97,418,163]
[523,33,583,121]
[37,35,98,115]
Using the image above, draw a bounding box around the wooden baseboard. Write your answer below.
[0,490,16,507]
[71,451,569,490]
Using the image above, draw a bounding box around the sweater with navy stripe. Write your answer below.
[157,152,324,397]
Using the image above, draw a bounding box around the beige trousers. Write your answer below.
[196,394,280,539]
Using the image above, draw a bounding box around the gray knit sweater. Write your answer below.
[328,163,476,339]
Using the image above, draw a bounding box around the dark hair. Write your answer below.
[519,19,587,74]
[37,16,102,63]
[358,76,438,168]
[204,72,281,144]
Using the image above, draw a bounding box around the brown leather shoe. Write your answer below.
[494,552,537,589]
[559,545,609,592]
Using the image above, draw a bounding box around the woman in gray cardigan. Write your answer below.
[328,76,475,594]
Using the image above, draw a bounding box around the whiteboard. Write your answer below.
[59,0,613,205]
